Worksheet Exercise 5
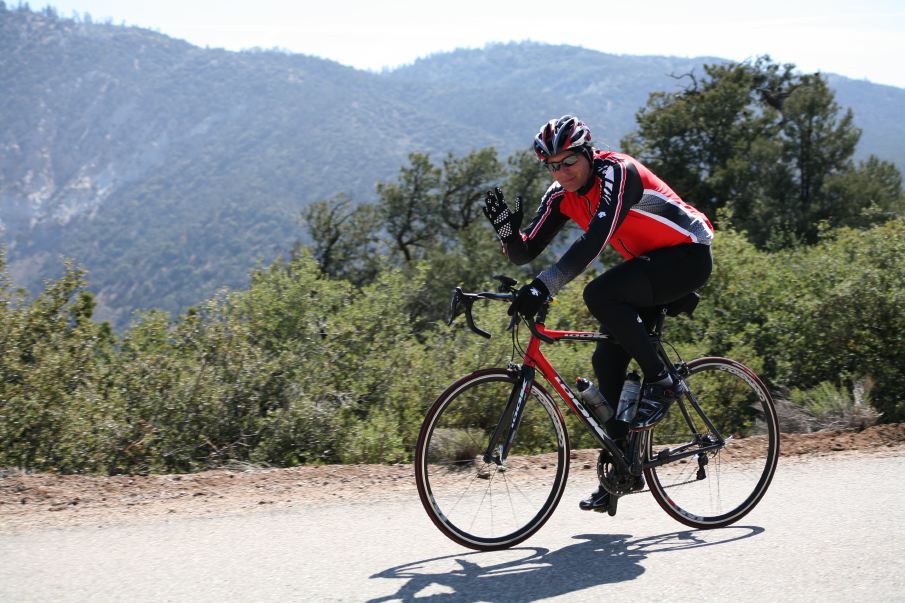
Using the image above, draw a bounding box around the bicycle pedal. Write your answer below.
[606,495,619,516]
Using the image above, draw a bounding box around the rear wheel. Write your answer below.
[644,357,779,528]
[415,368,570,551]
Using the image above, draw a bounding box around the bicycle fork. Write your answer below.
[486,364,634,477]
[483,365,535,465]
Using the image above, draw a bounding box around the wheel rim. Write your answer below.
[416,371,569,549]
[645,358,779,527]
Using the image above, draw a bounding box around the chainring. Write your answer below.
[596,450,639,496]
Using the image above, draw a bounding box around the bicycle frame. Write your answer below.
[451,286,727,479]
[528,319,726,466]
[518,323,628,468]
[420,283,781,548]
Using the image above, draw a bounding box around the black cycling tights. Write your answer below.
[583,243,712,439]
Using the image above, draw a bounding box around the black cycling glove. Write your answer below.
[483,187,523,242]
[508,278,549,318]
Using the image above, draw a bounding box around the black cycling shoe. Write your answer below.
[630,382,677,429]
[579,486,610,512]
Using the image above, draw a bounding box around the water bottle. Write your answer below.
[575,377,613,424]
[616,371,642,422]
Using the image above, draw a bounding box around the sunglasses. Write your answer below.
[545,154,581,172]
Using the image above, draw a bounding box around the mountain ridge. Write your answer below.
[2,6,903,327]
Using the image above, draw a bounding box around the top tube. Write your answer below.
[531,322,612,343]
[449,285,610,344]
[449,274,698,343]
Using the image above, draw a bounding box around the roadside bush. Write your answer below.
[692,217,905,423]
[251,392,347,466]
[2,215,903,474]
[780,380,881,432]
[0,260,117,472]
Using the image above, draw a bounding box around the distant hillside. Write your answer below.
[2,6,903,327]
[391,44,905,169]
[385,44,723,150]
[826,74,905,173]
[0,6,501,325]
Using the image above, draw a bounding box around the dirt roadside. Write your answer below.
[2,424,903,533]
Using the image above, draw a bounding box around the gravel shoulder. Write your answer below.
[2,423,903,534]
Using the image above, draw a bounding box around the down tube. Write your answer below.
[527,347,611,448]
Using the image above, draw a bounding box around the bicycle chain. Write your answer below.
[621,434,721,496]
[630,476,703,495]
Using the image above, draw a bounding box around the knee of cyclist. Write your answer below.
[582,281,603,308]
[583,282,616,317]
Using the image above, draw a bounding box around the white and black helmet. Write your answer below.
[533,115,592,161]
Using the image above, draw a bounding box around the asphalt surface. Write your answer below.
[2,453,904,602]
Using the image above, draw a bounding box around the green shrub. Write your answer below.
[783,379,881,431]
[2,215,903,474]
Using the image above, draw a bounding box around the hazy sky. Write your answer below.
[41,0,905,88]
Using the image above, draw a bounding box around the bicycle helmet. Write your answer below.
[533,115,592,161]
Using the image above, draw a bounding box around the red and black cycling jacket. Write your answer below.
[502,150,714,294]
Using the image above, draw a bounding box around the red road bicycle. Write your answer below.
[415,275,779,551]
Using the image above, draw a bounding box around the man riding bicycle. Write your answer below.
[483,115,714,512]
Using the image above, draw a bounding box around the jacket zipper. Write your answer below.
[619,239,650,262]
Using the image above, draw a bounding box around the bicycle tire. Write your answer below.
[644,357,779,529]
[415,368,570,551]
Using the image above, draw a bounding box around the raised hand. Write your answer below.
[482,187,523,241]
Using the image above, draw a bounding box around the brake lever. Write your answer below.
[447,288,465,326]
[504,305,555,344]
[506,314,519,331]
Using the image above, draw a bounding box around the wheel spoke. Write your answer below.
[645,358,779,528]
[415,370,569,550]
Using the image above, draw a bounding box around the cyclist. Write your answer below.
[483,115,714,511]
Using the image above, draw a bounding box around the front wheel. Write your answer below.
[415,368,570,551]
[644,357,780,529]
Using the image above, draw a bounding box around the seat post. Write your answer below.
[652,307,667,338]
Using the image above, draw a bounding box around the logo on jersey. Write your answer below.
[602,165,615,206]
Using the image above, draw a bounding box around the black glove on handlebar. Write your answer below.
[483,187,523,242]
[508,278,549,318]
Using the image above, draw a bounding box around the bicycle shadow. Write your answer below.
[368,526,764,602]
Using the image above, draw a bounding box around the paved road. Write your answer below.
[2,454,904,602]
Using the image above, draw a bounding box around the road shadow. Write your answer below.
[368,526,764,602]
